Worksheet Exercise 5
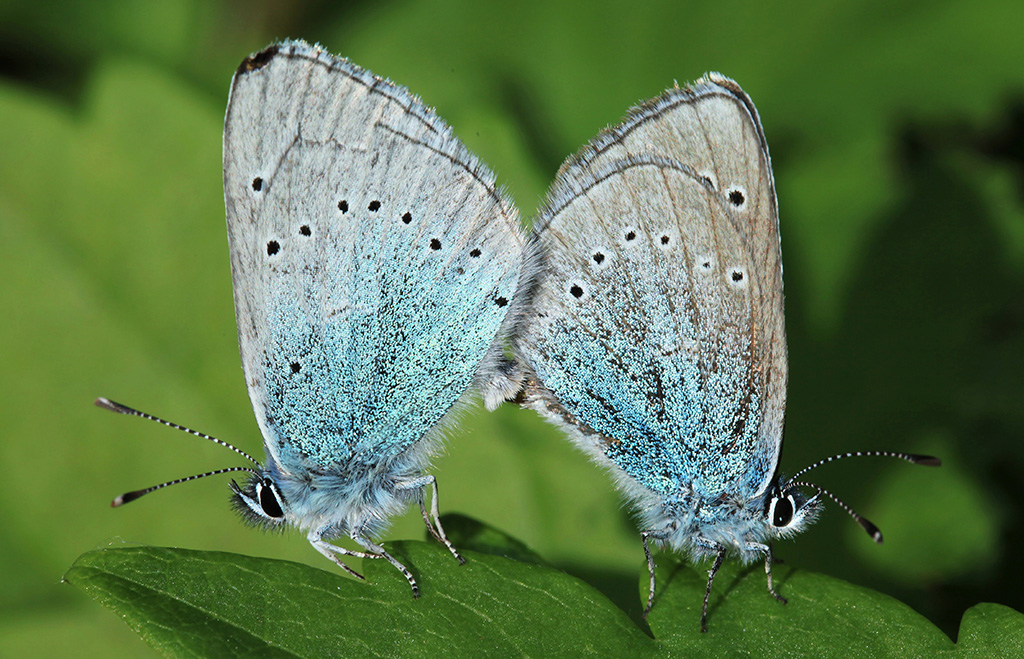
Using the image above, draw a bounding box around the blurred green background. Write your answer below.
[2,0,1022,655]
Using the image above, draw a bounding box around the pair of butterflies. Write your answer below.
[100,40,937,631]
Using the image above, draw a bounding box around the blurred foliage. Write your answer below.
[1,0,1022,655]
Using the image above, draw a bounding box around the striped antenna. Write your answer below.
[782,450,940,544]
[95,397,261,465]
[112,466,260,507]
[786,480,883,543]
[95,397,262,506]
[786,451,940,484]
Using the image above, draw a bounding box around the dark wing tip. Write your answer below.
[237,45,280,75]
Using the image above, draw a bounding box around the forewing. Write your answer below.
[520,75,784,499]
[224,41,524,470]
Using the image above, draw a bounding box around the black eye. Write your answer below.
[257,480,284,518]
[772,495,794,527]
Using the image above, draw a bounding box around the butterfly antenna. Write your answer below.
[95,397,261,466]
[112,466,261,507]
[785,480,884,543]
[786,450,940,484]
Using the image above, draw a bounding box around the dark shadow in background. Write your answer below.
[782,97,1024,636]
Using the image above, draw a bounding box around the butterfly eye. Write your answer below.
[256,479,285,518]
[769,494,795,528]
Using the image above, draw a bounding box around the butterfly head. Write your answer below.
[763,481,822,540]
[98,397,297,529]
[767,451,942,545]
[231,472,289,528]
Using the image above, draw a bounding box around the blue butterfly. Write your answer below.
[99,40,526,595]
[512,74,939,630]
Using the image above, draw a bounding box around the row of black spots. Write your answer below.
[695,255,747,287]
[337,199,415,226]
[265,230,469,259]
[265,223,315,256]
[694,171,747,210]
[700,257,746,286]
[338,199,389,213]
[450,246,490,282]
[248,178,417,225]
[622,226,674,247]
[587,228,676,268]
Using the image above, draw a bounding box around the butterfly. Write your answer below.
[98,40,526,596]
[511,73,939,630]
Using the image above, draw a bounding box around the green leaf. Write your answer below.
[647,555,953,657]
[65,522,1024,657]
[955,604,1024,658]
[65,542,648,658]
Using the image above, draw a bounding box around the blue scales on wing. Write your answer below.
[517,76,785,505]
[224,42,523,479]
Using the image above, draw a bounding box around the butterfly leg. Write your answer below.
[350,527,421,598]
[307,527,381,580]
[397,475,465,565]
[640,529,669,620]
[741,540,786,601]
[698,542,727,633]
[741,536,786,605]
[762,543,786,604]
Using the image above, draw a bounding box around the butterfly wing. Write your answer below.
[223,41,524,472]
[518,75,784,501]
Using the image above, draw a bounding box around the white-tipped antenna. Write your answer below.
[95,397,262,506]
